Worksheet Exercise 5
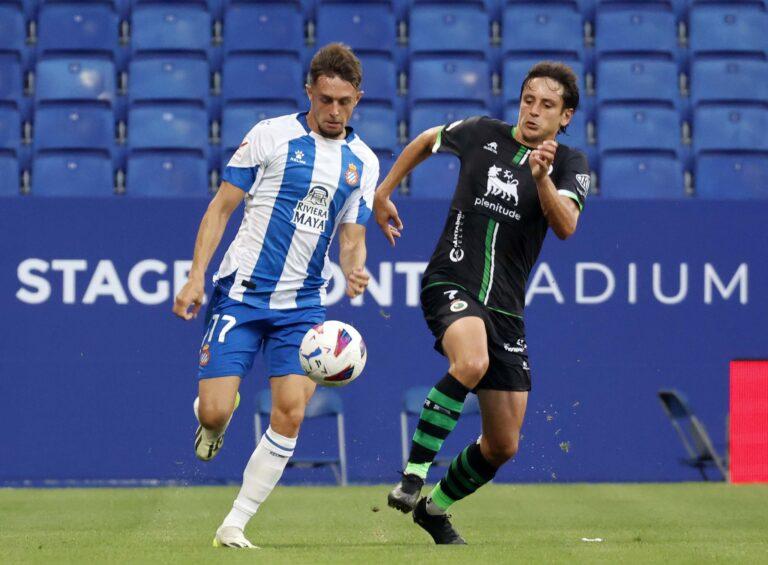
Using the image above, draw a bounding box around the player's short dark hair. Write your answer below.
[308,43,362,90]
[520,61,579,133]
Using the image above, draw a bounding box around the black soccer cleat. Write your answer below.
[412,497,467,545]
[387,473,424,513]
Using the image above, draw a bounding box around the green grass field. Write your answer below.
[2,483,767,564]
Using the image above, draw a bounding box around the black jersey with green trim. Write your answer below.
[421,115,590,317]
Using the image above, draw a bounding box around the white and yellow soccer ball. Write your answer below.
[299,321,367,387]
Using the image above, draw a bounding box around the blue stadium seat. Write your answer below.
[222,54,304,106]
[0,55,24,110]
[316,2,396,55]
[131,4,211,57]
[599,153,684,198]
[128,105,209,156]
[359,54,397,105]
[35,58,116,107]
[221,103,299,162]
[410,3,490,56]
[32,152,114,196]
[598,105,681,156]
[409,153,460,198]
[126,152,209,197]
[689,4,768,57]
[690,58,768,107]
[223,2,303,56]
[410,56,490,105]
[0,153,19,195]
[349,103,397,153]
[693,104,768,154]
[0,4,27,66]
[0,105,20,194]
[502,3,583,59]
[502,57,584,105]
[128,56,210,108]
[5,0,37,21]
[410,102,488,137]
[695,153,768,199]
[596,0,688,23]
[37,3,119,61]
[594,4,677,59]
[596,57,679,108]
[34,105,114,157]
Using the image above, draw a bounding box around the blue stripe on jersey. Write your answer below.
[355,194,372,224]
[222,165,258,191]
[296,145,363,308]
[247,136,316,305]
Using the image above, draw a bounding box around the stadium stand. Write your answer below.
[599,153,685,199]
[223,2,304,57]
[316,2,396,55]
[409,2,490,57]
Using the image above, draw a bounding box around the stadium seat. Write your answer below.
[126,152,209,197]
[399,386,480,468]
[409,153,460,198]
[0,55,24,110]
[598,105,681,156]
[599,153,684,198]
[349,103,397,153]
[255,388,348,485]
[695,152,768,199]
[131,4,211,57]
[596,57,679,108]
[37,3,119,61]
[0,4,27,66]
[358,54,398,105]
[594,4,677,59]
[223,2,303,56]
[221,103,300,162]
[410,102,488,137]
[128,105,208,156]
[693,104,768,154]
[410,56,490,106]
[596,0,688,23]
[0,105,20,195]
[690,58,768,107]
[502,58,584,105]
[410,3,490,56]
[502,3,583,60]
[689,4,768,57]
[128,56,210,108]
[0,153,19,195]
[35,58,116,107]
[31,152,114,196]
[316,2,396,55]
[222,54,304,107]
[34,105,115,156]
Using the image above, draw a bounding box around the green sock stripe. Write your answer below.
[449,457,476,493]
[404,461,430,479]
[444,470,473,498]
[460,447,486,485]
[413,429,442,452]
[426,388,464,413]
[420,407,459,431]
[430,484,455,510]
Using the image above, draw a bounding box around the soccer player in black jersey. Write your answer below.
[373,62,590,544]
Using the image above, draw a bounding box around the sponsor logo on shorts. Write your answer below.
[521,359,530,371]
[503,338,527,354]
[199,343,210,367]
[450,300,468,313]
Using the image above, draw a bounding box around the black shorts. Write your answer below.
[420,284,531,392]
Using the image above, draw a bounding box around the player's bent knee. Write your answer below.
[482,438,519,467]
[450,356,490,385]
[198,402,232,431]
[270,405,306,436]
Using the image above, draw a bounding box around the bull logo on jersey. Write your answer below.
[292,186,330,234]
[485,165,519,206]
[344,163,360,187]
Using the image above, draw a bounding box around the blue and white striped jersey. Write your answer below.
[214,112,379,309]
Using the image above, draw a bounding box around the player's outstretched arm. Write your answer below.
[530,140,580,240]
[173,182,245,320]
[339,223,370,298]
[373,126,441,246]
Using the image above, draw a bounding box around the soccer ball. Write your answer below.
[299,321,367,387]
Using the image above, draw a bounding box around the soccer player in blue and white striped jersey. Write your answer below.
[173,44,378,549]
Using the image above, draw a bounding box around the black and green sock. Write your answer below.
[404,373,470,479]
[429,442,498,511]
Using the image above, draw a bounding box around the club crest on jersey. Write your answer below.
[576,174,591,197]
[344,163,360,187]
[292,186,330,234]
[199,343,210,367]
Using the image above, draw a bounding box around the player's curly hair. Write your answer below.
[520,61,580,134]
[308,43,362,90]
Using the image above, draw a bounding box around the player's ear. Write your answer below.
[354,89,364,105]
[305,82,312,101]
[560,107,574,129]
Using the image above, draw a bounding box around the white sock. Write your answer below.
[221,427,297,530]
[425,496,447,516]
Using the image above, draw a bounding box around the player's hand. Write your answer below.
[345,267,369,298]
[373,194,403,246]
[173,278,205,320]
[529,139,558,181]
